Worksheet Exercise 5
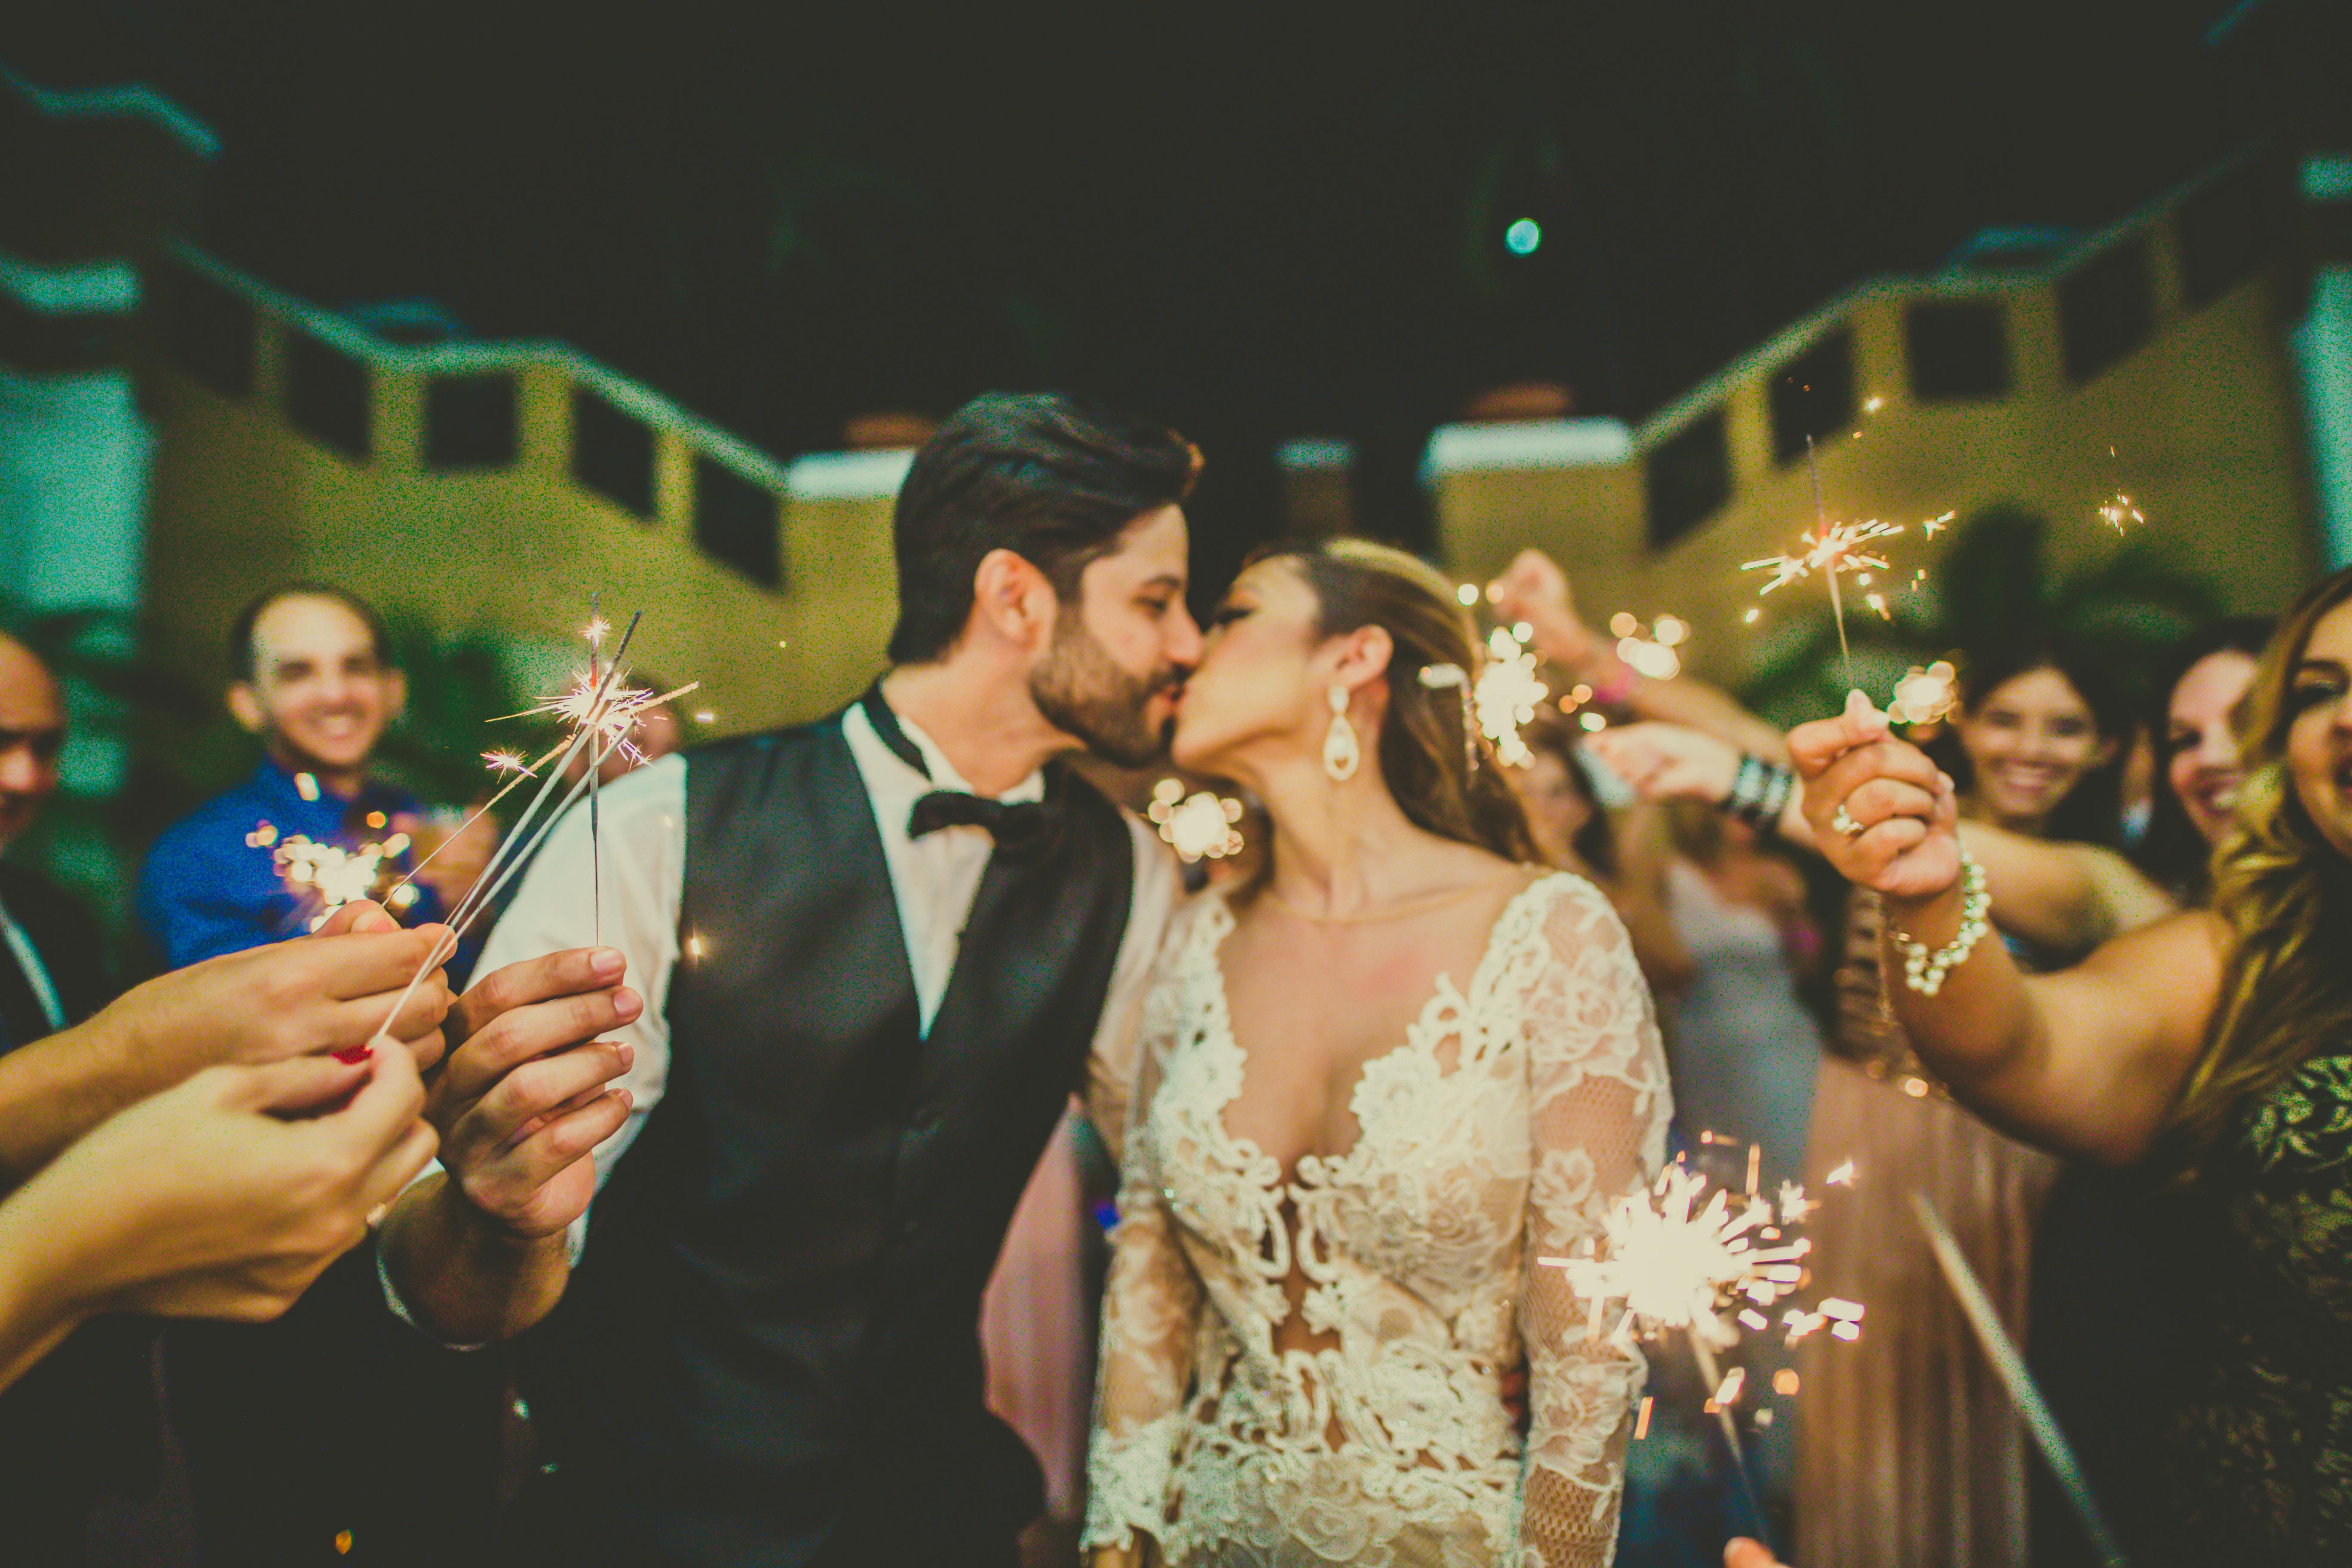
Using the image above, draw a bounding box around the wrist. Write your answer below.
[430,1168,555,1254]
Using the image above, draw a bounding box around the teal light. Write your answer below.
[1504,218,1542,256]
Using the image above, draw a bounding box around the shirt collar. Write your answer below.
[862,700,1045,805]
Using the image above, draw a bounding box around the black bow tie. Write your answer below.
[908,791,1056,858]
[862,684,1060,858]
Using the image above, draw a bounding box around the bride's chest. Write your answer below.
[1142,971,1536,1283]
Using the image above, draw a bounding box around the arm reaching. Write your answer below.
[0,903,451,1191]
[1081,1037,1202,1563]
[0,1046,437,1391]
[1788,697,2221,1162]
[1489,550,1791,760]
[1519,880,1673,1566]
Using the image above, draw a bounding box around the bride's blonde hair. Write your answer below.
[1256,536,1539,867]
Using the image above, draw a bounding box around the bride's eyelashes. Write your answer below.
[1207,604,1253,630]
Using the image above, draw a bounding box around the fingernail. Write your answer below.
[334,1043,374,1065]
[613,988,643,1019]
[589,947,624,978]
[617,1043,635,1068]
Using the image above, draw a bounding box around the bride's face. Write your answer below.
[1171,557,1338,776]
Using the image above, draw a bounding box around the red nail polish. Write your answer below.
[334,1043,374,1065]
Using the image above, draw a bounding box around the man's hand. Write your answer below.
[1788,691,1960,901]
[378,946,638,1346]
[428,947,640,1242]
[3,1047,435,1332]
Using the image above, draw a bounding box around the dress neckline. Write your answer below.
[1194,870,1571,1188]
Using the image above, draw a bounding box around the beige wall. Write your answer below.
[137,319,900,736]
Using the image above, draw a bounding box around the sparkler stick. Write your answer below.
[1911,1192,2127,1568]
[1690,1336,1776,1553]
[586,600,608,949]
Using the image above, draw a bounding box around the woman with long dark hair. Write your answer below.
[1084,539,1670,1568]
[1790,568,2352,1558]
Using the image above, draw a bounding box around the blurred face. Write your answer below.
[2166,649,2259,846]
[1028,504,1201,767]
[1518,750,1593,867]
[0,638,65,850]
[1171,556,1332,775]
[231,596,402,783]
[2283,600,2352,859]
[1955,665,2109,830]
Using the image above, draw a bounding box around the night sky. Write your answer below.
[7,0,2338,579]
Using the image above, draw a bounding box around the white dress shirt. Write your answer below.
[466,701,1180,1263]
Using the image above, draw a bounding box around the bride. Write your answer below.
[1084,539,1672,1568]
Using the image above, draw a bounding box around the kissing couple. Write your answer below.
[380,392,1672,1568]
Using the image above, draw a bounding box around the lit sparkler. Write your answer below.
[1544,1161,1822,1552]
[1743,514,1905,678]
[1474,625,1549,767]
[2098,492,2145,534]
[1889,660,1960,727]
[1147,779,1245,863]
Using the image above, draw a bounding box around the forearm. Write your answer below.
[0,1180,92,1390]
[378,1172,570,1344]
[1878,887,2056,1117]
[0,1020,149,1190]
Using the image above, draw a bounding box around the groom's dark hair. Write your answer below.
[887,392,1202,664]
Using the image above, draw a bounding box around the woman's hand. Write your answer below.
[3,1047,436,1329]
[1486,549,1599,668]
[1088,1547,1143,1568]
[1586,722,1742,803]
[1787,692,1961,900]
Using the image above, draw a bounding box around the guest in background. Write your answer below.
[2028,614,2269,1568]
[135,585,482,971]
[1516,707,1692,998]
[0,634,109,1047]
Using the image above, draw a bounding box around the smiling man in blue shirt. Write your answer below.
[138,585,450,970]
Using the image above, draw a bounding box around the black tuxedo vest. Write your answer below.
[520,713,1136,1567]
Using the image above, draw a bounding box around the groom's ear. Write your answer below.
[968,547,1060,654]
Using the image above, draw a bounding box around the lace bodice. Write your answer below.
[1084,873,1672,1567]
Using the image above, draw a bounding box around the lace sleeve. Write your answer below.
[1081,1033,1203,1552]
[1517,877,1673,1568]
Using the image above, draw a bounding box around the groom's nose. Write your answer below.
[1163,600,1204,672]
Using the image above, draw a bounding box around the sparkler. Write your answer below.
[365,610,694,1048]
[1541,1160,1824,1553]
[1913,1192,2127,1568]
[1147,780,1245,863]
[1474,625,1549,767]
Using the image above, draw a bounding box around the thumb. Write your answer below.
[1844,687,1889,733]
[1724,1540,1782,1568]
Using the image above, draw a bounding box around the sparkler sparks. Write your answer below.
[1541,1163,1815,1353]
[1147,779,1246,863]
[1473,625,1549,767]
[1889,660,1960,727]
[2098,492,2146,534]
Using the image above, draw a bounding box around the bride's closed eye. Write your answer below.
[1208,604,1253,630]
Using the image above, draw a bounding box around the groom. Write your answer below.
[381,392,1200,1567]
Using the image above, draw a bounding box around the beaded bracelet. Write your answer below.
[1723,753,1797,830]
[1887,854,1990,996]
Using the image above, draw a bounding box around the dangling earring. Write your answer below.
[1322,684,1360,781]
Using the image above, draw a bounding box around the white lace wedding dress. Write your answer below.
[1084,872,1672,1568]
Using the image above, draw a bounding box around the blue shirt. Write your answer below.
[137,758,450,970]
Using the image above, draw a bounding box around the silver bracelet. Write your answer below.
[1887,854,1990,996]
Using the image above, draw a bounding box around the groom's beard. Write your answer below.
[1030,620,1179,769]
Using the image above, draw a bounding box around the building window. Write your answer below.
[2058,237,2153,383]
[572,388,654,518]
[1906,300,2010,401]
[158,268,254,397]
[425,374,517,469]
[1768,330,1856,465]
[1645,410,1730,550]
[285,334,370,459]
[694,455,784,589]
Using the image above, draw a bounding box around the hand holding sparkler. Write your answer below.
[1787,693,1962,902]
